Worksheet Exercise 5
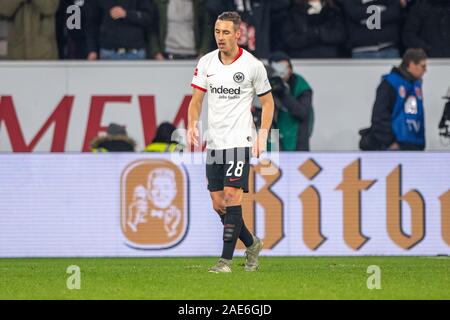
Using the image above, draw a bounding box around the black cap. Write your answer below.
[268,51,292,68]
[107,123,127,136]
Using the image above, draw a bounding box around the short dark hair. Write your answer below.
[268,51,293,70]
[401,48,428,69]
[217,11,242,31]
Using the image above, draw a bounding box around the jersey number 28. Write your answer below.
[226,161,244,177]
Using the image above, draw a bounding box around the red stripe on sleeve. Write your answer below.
[191,84,207,92]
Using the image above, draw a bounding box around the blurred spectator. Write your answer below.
[338,0,402,59]
[398,0,415,55]
[206,0,290,59]
[403,0,450,58]
[284,0,346,58]
[359,48,428,151]
[267,52,314,151]
[270,1,290,53]
[0,18,7,58]
[438,87,450,139]
[56,0,88,59]
[90,123,136,152]
[400,0,416,11]
[0,0,59,60]
[86,0,153,60]
[144,122,180,152]
[151,0,211,60]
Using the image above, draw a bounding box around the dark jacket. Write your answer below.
[150,0,211,57]
[206,0,290,58]
[361,67,424,151]
[403,0,450,58]
[90,135,136,152]
[270,1,290,52]
[56,0,88,59]
[86,0,153,53]
[337,0,402,50]
[284,2,346,58]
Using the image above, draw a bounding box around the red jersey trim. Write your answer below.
[231,47,243,64]
[218,47,244,65]
[191,83,207,92]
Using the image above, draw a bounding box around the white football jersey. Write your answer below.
[191,48,271,150]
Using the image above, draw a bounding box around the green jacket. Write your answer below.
[276,74,314,151]
[150,0,211,57]
[0,0,59,59]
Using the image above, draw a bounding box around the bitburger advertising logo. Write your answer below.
[121,159,189,249]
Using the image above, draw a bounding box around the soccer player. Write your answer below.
[187,11,274,273]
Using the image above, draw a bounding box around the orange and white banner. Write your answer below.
[0,152,449,257]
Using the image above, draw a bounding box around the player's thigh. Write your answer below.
[206,161,224,193]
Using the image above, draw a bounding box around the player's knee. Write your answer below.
[223,191,238,206]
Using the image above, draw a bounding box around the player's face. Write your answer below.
[214,20,240,53]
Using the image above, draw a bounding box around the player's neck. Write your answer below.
[220,46,240,65]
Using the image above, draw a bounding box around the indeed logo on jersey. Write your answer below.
[209,85,241,99]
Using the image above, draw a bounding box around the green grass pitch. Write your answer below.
[0,257,449,300]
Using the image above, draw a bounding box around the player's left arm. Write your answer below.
[253,60,274,157]
[256,92,274,157]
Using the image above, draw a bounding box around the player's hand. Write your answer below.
[187,125,200,147]
[110,6,127,20]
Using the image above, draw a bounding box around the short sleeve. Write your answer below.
[191,58,207,92]
[253,61,272,97]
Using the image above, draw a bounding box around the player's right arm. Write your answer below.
[188,56,208,147]
[187,88,205,147]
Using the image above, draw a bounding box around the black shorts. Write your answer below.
[206,147,251,193]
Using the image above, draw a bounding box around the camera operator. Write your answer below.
[439,87,450,140]
[359,48,427,151]
[267,51,314,151]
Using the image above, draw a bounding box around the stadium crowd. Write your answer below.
[0,0,449,60]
